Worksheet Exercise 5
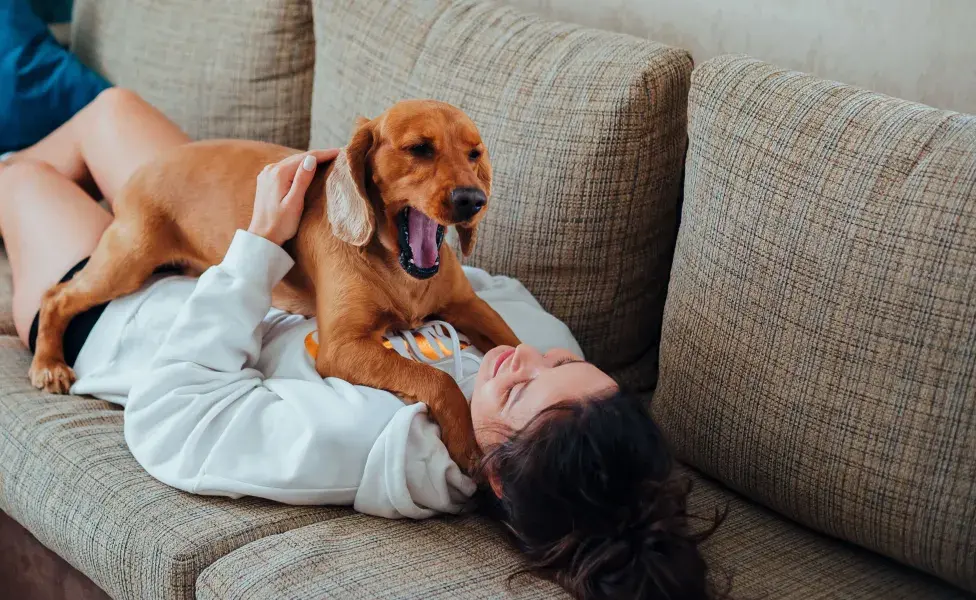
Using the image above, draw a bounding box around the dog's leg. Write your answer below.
[318,334,479,470]
[314,289,481,471]
[439,295,521,354]
[30,221,174,393]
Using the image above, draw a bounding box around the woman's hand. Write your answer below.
[247,149,340,246]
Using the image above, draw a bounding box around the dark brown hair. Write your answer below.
[476,390,726,600]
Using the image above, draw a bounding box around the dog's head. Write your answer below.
[325,99,492,279]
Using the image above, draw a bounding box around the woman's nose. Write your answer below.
[510,344,544,372]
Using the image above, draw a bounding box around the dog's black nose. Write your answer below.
[451,187,486,221]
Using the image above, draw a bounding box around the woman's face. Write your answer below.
[470,344,618,448]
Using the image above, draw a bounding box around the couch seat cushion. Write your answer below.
[196,464,966,599]
[654,54,976,591]
[689,468,968,599]
[309,0,693,392]
[70,0,315,149]
[197,513,565,599]
[0,338,346,600]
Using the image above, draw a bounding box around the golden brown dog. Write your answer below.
[29,99,521,469]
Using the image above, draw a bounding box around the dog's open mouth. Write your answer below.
[396,208,446,279]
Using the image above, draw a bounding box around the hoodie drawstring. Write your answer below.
[392,321,482,384]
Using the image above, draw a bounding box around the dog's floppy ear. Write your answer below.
[326,119,375,246]
[457,149,492,256]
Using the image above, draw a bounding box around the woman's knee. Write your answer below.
[0,159,60,201]
[91,87,150,116]
[88,87,185,150]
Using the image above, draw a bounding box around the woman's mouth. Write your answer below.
[493,348,516,377]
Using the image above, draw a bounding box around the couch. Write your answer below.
[1,0,973,598]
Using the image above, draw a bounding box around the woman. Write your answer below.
[0,89,721,599]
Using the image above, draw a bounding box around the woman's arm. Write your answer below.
[124,227,389,505]
[122,229,361,503]
[124,152,340,502]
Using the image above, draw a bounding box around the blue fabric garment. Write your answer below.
[1,0,110,153]
[29,0,73,24]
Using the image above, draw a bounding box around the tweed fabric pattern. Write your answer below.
[196,514,566,599]
[310,0,692,391]
[654,55,976,591]
[71,0,315,149]
[0,339,346,600]
[195,463,967,600]
[684,467,970,599]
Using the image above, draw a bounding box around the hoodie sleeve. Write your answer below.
[149,229,296,372]
[124,230,476,513]
[354,402,477,519]
[124,230,320,500]
[122,230,374,504]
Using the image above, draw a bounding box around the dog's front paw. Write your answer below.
[442,427,482,474]
[29,356,75,394]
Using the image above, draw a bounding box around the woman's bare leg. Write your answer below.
[0,88,190,347]
[8,88,191,203]
[0,160,112,346]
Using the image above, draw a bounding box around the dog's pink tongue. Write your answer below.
[408,209,439,269]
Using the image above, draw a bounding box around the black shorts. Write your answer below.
[28,258,109,368]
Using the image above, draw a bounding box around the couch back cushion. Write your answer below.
[309,0,692,390]
[71,0,315,149]
[654,55,976,591]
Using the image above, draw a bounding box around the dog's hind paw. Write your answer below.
[29,358,76,394]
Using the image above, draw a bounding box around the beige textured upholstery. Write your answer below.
[310,0,693,393]
[688,468,968,599]
[195,466,966,599]
[654,55,976,591]
[197,514,566,599]
[0,339,347,600]
[71,0,316,149]
[0,0,970,596]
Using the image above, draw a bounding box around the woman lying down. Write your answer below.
[0,90,720,600]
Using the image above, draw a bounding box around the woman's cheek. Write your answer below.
[480,380,507,415]
[470,381,498,427]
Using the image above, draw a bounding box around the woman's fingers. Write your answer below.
[249,153,319,246]
[281,154,317,210]
[265,154,304,190]
[261,149,337,186]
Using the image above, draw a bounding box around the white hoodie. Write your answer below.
[69,230,582,519]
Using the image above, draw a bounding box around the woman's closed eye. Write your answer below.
[503,379,528,407]
[504,356,582,406]
[551,356,583,368]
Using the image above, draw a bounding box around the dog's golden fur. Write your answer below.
[29,100,520,469]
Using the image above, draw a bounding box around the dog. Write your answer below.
[29,99,521,470]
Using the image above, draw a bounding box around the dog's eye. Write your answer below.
[408,142,435,159]
[468,149,482,161]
